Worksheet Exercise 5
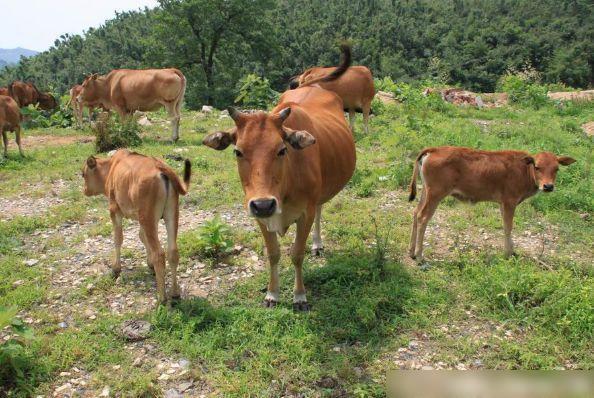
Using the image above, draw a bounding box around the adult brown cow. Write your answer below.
[0,95,23,158]
[289,45,375,134]
[203,46,356,311]
[7,81,57,110]
[82,149,192,303]
[78,68,186,141]
[407,146,576,261]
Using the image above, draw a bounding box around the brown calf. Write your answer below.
[82,149,191,303]
[408,146,575,261]
[0,95,23,158]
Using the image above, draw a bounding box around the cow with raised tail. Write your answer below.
[408,146,576,261]
[289,45,375,134]
[78,68,186,141]
[203,45,356,311]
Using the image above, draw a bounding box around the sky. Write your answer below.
[0,0,159,52]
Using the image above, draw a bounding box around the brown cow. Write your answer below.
[407,146,576,261]
[82,149,192,303]
[78,68,186,141]
[203,46,356,311]
[68,84,106,128]
[0,95,23,158]
[7,81,57,110]
[289,45,375,134]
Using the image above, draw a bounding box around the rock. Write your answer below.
[220,109,229,116]
[178,381,193,392]
[23,259,39,266]
[107,150,117,157]
[58,321,68,328]
[99,386,110,397]
[201,105,214,113]
[178,359,190,369]
[164,388,183,398]
[12,280,24,287]
[375,91,397,104]
[120,320,151,341]
[55,383,72,393]
[582,121,594,137]
[138,116,152,127]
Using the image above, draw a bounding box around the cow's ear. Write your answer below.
[558,156,575,166]
[283,127,316,150]
[523,156,535,165]
[203,130,236,150]
[86,156,97,169]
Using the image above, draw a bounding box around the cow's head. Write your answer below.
[527,152,575,192]
[203,107,316,219]
[79,74,103,103]
[81,155,110,196]
[38,93,57,111]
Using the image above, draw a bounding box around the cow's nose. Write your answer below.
[543,184,554,192]
[249,198,277,218]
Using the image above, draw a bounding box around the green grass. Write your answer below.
[0,102,592,396]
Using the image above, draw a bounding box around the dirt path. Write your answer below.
[5,133,93,150]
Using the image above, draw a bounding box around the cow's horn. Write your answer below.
[279,107,291,121]
[228,107,243,122]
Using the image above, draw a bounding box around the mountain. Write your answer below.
[0,47,39,65]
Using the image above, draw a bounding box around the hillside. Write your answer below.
[0,47,38,65]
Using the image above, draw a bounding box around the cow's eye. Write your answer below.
[278,147,288,157]
[534,166,540,171]
[233,149,243,158]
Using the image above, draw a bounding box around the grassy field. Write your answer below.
[0,98,593,397]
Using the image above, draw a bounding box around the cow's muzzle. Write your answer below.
[249,198,277,218]
[542,183,554,192]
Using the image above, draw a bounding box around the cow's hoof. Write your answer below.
[262,299,278,308]
[293,302,311,312]
[311,247,324,256]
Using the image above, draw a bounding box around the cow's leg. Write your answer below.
[409,188,426,258]
[363,102,371,134]
[1,128,7,158]
[142,217,167,304]
[291,208,316,311]
[414,188,444,262]
[500,202,517,257]
[15,126,23,156]
[163,198,181,299]
[311,205,324,256]
[348,109,356,132]
[139,227,155,274]
[258,222,281,308]
[109,210,123,279]
[87,106,94,123]
[163,102,180,142]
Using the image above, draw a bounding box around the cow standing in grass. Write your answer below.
[203,45,356,310]
[81,149,192,303]
[78,69,186,141]
[408,146,576,261]
[0,95,23,158]
[289,45,375,134]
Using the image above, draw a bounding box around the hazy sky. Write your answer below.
[1,0,159,52]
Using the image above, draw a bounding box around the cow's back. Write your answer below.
[276,87,356,203]
[106,69,185,111]
[0,95,21,131]
[303,66,375,109]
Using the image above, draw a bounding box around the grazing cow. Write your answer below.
[408,146,576,261]
[0,95,23,158]
[78,68,186,141]
[203,46,356,311]
[82,149,192,303]
[289,45,375,134]
[7,81,57,110]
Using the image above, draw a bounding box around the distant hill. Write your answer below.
[0,47,38,65]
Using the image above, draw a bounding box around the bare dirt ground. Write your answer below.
[5,134,93,150]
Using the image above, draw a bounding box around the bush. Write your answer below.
[179,216,233,261]
[20,101,74,129]
[497,65,550,109]
[92,113,142,153]
[0,306,36,394]
[234,74,279,109]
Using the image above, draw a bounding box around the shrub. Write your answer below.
[179,216,233,261]
[234,74,279,109]
[497,64,550,109]
[92,113,142,153]
[0,306,35,394]
[20,101,74,129]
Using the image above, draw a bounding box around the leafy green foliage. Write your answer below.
[234,74,279,109]
[92,113,142,153]
[0,306,36,395]
[498,67,550,109]
[179,216,233,260]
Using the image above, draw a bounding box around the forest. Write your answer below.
[0,0,592,108]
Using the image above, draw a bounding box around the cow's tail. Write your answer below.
[160,159,191,196]
[408,149,431,202]
[173,69,186,114]
[300,43,352,87]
